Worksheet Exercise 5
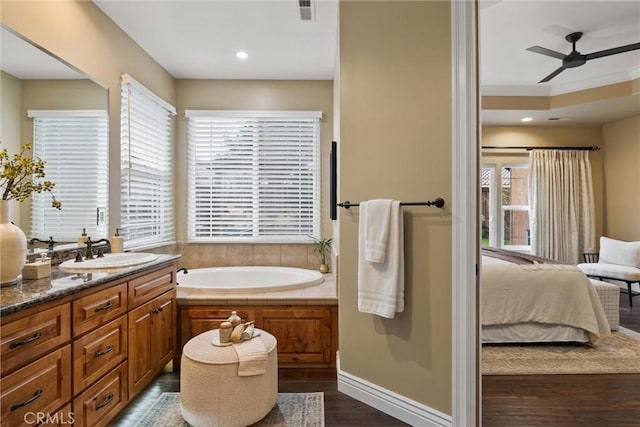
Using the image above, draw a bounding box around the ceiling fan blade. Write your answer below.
[526,45,566,60]
[539,65,568,83]
[585,42,640,60]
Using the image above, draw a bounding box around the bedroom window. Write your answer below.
[481,164,530,251]
[186,110,321,243]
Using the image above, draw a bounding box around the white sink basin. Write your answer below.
[59,252,159,273]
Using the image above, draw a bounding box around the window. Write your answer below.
[186,110,321,242]
[120,74,176,249]
[481,163,530,251]
[29,110,108,241]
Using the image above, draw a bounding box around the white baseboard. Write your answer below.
[337,368,452,427]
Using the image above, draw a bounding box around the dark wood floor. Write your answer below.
[483,293,640,427]
[114,293,639,426]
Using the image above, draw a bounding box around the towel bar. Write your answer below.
[337,197,445,209]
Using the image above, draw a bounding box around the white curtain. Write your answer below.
[529,150,596,264]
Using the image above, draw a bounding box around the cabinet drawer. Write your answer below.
[73,361,128,427]
[73,316,127,395]
[73,283,127,338]
[128,265,175,309]
[0,345,71,427]
[1,304,71,376]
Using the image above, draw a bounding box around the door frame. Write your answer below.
[451,1,479,426]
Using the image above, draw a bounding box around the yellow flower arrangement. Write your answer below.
[0,142,61,209]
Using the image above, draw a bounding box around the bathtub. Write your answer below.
[177,266,324,294]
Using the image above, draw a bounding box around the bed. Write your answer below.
[481,247,614,344]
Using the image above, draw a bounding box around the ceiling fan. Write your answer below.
[526,31,640,83]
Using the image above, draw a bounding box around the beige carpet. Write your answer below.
[133,392,324,427]
[483,327,640,375]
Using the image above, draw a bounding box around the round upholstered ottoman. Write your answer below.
[180,329,278,427]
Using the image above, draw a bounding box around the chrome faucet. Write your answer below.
[85,237,110,259]
[29,236,57,251]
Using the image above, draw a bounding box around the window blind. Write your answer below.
[186,110,321,242]
[29,110,109,241]
[120,74,176,248]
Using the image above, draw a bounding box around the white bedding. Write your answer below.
[481,256,611,344]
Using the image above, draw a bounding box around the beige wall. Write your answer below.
[0,71,23,226]
[1,0,176,233]
[482,126,606,242]
[21,79,108,148]
[339,1,452,414]
[602,114,640,240]
[174,79,334,244]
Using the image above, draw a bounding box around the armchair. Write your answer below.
[577,237,640,306]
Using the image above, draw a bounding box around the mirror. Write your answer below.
[1,25,109,249]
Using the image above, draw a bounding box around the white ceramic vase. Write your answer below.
[0,200,27,287]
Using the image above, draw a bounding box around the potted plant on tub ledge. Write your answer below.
[311,236,332,273]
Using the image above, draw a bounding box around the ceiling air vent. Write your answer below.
[299,0,313,21]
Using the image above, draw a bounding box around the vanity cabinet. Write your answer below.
[179,305,337,367]
[0,260,177,427]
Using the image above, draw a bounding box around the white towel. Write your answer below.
[232,336,268,376]
[358,200,405,318]
[363,199,393,263]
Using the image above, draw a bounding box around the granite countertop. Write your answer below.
[0,254,181,317]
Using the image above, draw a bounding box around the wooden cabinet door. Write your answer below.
[128,289,175,399]
[261,307,333,366]
[151,290,176,373]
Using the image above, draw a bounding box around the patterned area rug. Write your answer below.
[483,327,640,375]
[135,392,324,427]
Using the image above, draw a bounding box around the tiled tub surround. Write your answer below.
[147,243,331,271]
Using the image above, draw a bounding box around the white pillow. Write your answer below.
[599,236,640,269]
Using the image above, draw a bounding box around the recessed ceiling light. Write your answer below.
[236,51,248,60]
[521,117,533,122]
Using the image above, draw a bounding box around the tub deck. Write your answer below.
[176,272,337,306]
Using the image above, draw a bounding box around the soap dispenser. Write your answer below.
[77,228,88,246]
[111,228,124,253]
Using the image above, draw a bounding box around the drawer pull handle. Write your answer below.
[9,332,42,349]
[152,307,164,314]
[95,345,114,357]
[94,301,113,312]
[95,393,114,410]
[10,389,43,411]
